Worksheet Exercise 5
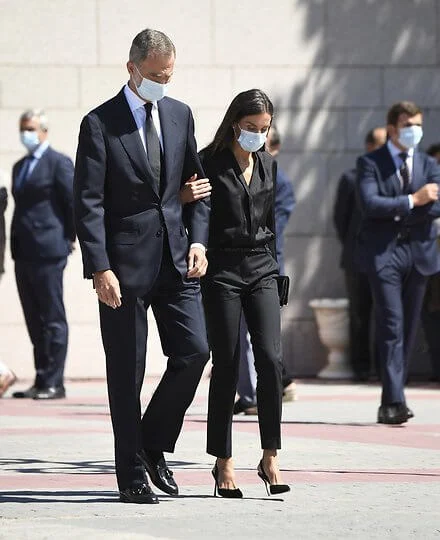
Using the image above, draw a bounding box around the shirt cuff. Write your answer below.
[190,243,206,252]
[408,195,414,209]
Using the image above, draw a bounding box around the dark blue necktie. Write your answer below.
[144,103,161,192]
[15,155,34,190]
[399,152,410,192]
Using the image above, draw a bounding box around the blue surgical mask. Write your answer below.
[236,126,267,153]
[398,125,423,149]
[134,65,168,102]
[20,130,40,152]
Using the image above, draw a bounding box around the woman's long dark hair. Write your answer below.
[204,89,274,156]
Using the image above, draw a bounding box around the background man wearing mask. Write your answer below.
[11,109,75,400]
[333,126,387,382]
[356,101,440,424]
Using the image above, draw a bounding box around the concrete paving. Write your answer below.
[1,377,440,539]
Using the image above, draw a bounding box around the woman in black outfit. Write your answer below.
[200,89,290,498]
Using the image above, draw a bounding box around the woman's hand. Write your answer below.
[180,174,212,204]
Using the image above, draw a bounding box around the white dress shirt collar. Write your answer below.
[387,139,414,161]
[123,83,162,150]
[124,83,158,115]
[31,140,50,159]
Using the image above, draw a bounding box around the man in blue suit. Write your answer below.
[74,29,210,504]
[11,109,75,400]
[356,101,440,424]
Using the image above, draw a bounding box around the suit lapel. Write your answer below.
[158,98,178,190]
[382,145,402,195]
[12,158,26,192]
[411,150,423,192]
[13,149,49,193]
[113,89,158,194]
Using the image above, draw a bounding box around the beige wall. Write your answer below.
[1,0,439,379]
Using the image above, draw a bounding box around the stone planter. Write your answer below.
[309,298,353,379]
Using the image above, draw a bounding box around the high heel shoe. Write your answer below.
[257,460,290,496]
[211,464,243,498]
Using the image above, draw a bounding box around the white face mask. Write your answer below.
[133,65,168,102]
[235,125,267,153]
[398,125,423,149]
[20,130,40,152]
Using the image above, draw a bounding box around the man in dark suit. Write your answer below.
[74,29,210,504]
[11,109,75,400]
[333,127,386,381]
[356,101,440,424]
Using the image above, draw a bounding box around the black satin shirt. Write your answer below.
[199,148,276,252]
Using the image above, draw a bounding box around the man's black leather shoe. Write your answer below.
[12,385,39,399]
[138,450,179,496]
[377,403,408,425]
[233,397,257,415]
[119,483,159,504]
[33,386,66,400]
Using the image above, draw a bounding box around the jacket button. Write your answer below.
[156,228,163,237]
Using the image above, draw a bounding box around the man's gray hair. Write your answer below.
[20,109,49,132]
[129,28,175,64]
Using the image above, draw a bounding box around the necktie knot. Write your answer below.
[399,152,408,162]
[144,102,153,118]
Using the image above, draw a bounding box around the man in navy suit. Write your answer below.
[356,101,440,424]
[333,127,386,381]
[11,109,75,400]
[74,29,210,504]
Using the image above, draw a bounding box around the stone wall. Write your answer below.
[1,0,438,379]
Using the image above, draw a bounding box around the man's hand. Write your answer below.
[187,246,208,278]
[180,174,211,205]
[413,183,439,206]
[93,270,122,309]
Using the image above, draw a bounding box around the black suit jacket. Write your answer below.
[11,146,75,261]
[333,167,362,271]
[74,88,210,295]
[355,144,440,276]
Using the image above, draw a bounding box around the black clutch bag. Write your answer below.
[276,275,290,306]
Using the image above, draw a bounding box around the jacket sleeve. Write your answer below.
[405,157,440,224]
[54,154,75,242]
[181,108,211,247]
[356,155,411,219]
[274,166,295,237]
[333,172,354,243]
[266,159,278,264]
[73,114,111,278]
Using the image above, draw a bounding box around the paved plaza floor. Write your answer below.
[1,377,439,539]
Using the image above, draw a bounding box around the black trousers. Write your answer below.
[15,258,68,389]
[202,249,283,458]
[367,244,427,406]
[99,242,209,490]
[345,269,373,378]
